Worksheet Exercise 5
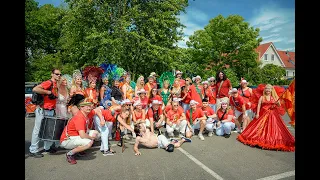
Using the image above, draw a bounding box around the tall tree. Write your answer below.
[186,14,262,78]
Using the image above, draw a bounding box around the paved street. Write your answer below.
[25,114,295,180]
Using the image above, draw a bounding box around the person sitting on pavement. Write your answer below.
[185,100,207,140]
[201,98,218,137]
[131,100,146,138]
[133,122,191,156]
[59,98,104,164]
[146,100,165,134]
[215,99,235,138]
[165,101,187,138]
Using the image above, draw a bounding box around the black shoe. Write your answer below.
[224,133,231,138]
[29,152,44,158]
[45,147,57,154]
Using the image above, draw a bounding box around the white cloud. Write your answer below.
[177,10,206,48]
[250,2,295,50]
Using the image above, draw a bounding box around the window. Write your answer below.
[271,54,274,61]
[286,71,288,76]
[264,54,268,60]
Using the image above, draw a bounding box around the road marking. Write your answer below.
[177,147,224,180]
[256,170,295,180]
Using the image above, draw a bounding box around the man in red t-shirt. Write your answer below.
[201,99,217,137]
[185,100,207,140]
[29,68,61,158]
[146,100,164,134]
[164,98,184,117]
[229,88,250,133]
[60,99,101,164]
[215,71,232,111]
[166,101,187,138]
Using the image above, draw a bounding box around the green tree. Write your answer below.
[260,64,286,85]
[59,0,188,81]
[186,14,262,79]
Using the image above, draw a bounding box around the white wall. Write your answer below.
[259,45,284,67]
[286,69,295,77]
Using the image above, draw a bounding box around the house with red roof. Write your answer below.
[255,42,295,79]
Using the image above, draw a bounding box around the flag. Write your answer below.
[280,79,295,128]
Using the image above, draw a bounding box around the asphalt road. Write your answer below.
[25,113,295,180]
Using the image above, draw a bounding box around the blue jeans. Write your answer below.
[93,115,111,151]
[29,108,55,153]
[181,102,190,113]
[215,122,235,136]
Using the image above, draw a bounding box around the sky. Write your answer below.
[35,0,295,52]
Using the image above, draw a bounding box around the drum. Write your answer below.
[39,116,68,141]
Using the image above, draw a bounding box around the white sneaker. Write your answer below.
[108,136,112,140]
[208,132,213,137]
[198,134,205,140]
[132,133,136,139]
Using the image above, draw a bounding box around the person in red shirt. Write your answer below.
[166,101,187,138]
[29,68,60,158]
[215,71,232,111]
[60,99,102,164]
[136,89,149,111]
[163,98,183,117]
[229,88,251,133]
[131,100,146,138]
[215,100,236,138]
[185,100,207,140]
[175,70,185,87]
[148,88,162,105]
[181,82,192,113]
[92,107,117,155]
[201,99,217,137]
[208,77,217,111]
[146,100,164,134]
[237,79,253,119]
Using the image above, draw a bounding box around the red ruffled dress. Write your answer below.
[237,84,295,152]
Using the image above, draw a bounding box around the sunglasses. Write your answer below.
[54,73,61,76]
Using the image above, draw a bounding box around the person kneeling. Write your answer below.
[133,123,191,156]
[60,99,100,164]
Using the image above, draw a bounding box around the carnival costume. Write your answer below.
[159,72,175,106]
[68,70,86,108]
[237,84,295,152]
[56,74,71,119]
[83,66,104,106]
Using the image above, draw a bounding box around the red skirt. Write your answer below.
[237,108,295,152]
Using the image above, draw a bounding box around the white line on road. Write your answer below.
[177,147,224,180]
[256,170,295,180]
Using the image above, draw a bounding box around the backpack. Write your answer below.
[32,80,53,105]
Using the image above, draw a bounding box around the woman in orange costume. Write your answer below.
[237,84,295,152]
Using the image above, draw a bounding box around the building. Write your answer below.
[255,42,295,79]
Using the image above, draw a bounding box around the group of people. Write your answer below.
[27,66,295,165]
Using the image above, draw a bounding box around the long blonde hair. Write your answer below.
[136,76,145,90]
[263,84,279,100]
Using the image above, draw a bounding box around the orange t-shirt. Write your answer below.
[41,80,58,110]
[60,110,94,143]
[186,108,205,122]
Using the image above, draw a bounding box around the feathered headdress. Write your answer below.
[82,66,104,84]
[159,72,175,88]
[72,69,82,80]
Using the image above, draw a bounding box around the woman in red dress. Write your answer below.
[237,84,295,152]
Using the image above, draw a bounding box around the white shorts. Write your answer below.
[234,109,249,119]
[60,130,98,149]
[157,135,169,149]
